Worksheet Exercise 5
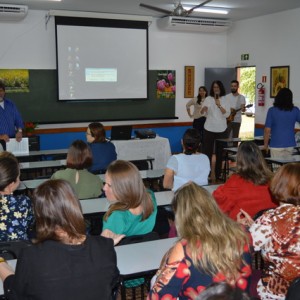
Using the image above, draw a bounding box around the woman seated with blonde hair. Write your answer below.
[148,182,252,300]
[51,140,103,199]
[102,160,157,239]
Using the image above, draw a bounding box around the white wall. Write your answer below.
[0,10,227,128]
[227,7,300,126]
[3,8,299,129]
[149,21,227,123]
[0,10,55,69]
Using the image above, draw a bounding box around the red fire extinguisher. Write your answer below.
[257,83,265,106]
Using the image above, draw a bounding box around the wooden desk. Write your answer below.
[19,159,66,180]
[19,160,66,171]
[15,149,68,161]
[224,145,300,173]
[112,137,171,170]
[265,155,300,168]
[203,184,221,194]
[21,170,164,192]
[80,191,174,215]
[215,138,242,181]
[115,237,177,276]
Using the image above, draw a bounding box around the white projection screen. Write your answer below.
[55,17,148,101]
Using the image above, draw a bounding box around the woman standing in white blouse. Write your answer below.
[201,80,230,180]
[186,86,208,143]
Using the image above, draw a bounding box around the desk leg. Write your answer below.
[215,140,224,180]
[149,160,153,170]
[222,150,229,182]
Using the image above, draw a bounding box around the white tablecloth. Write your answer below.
[112,137,171,169]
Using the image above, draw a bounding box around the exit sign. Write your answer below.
[241,54,250,61]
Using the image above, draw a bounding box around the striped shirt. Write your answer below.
[0,98,24,137]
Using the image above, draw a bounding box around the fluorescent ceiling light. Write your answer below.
[183,6,229,15]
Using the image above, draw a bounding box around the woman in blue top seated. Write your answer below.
[86,122,117,174]
[102,160,157,240]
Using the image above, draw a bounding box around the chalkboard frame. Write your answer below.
[9,70,176,124]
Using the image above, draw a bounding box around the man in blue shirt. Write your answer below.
[0,82,23,142]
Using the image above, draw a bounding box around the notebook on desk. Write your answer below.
[110,125,132,140]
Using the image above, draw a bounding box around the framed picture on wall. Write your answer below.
[270,65,289,98]
[184,66,195,98]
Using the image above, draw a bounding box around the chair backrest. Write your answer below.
[253,208,273,220]
[0,139,6,151]
[286,277,300,300]
[0,240,32,260]
[117,231,160,246]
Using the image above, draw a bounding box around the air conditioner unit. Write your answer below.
[157,16,232,33]
[0,4,28,21]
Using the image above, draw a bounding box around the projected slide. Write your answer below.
[56,20,148,101]
[85,68,117,82]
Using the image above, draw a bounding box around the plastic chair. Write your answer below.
[0,139,6,151]
[0,240,32,260]
[116,232,160,300]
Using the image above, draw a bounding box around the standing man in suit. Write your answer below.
[226,80,246,139]
[0,82,23,142]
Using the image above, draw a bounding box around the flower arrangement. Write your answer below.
[24,122,38,136]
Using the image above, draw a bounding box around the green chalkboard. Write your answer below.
[10,70,176,124]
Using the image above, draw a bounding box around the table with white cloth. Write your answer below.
[112,137,171,170]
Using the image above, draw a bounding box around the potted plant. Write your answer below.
[24,122,38,137]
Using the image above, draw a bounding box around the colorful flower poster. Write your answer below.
[0,69,30,93]
[156,70,176,99]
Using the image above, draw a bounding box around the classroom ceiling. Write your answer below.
[6,0,300,22]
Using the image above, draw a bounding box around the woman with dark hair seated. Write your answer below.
[213,141,277,220]
[51,140,103,199]
[0,151,34,241]
[86,122,117,174]
[163,128,210,191]
[237,163,300,300]
[0,179,119,300]
[196,282,251,300]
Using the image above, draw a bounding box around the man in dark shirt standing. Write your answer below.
[0,82,23,142]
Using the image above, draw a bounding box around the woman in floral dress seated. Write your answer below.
[148,182,252,300]
[0,151,34,241]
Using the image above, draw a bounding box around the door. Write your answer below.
[205,68,236,93]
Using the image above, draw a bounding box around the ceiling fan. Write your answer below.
[140,0,213,17]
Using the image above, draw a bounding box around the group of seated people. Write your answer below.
[0,125,299,300]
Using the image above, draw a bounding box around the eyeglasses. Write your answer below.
[104,182,112,188]
[86,132,91,136]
